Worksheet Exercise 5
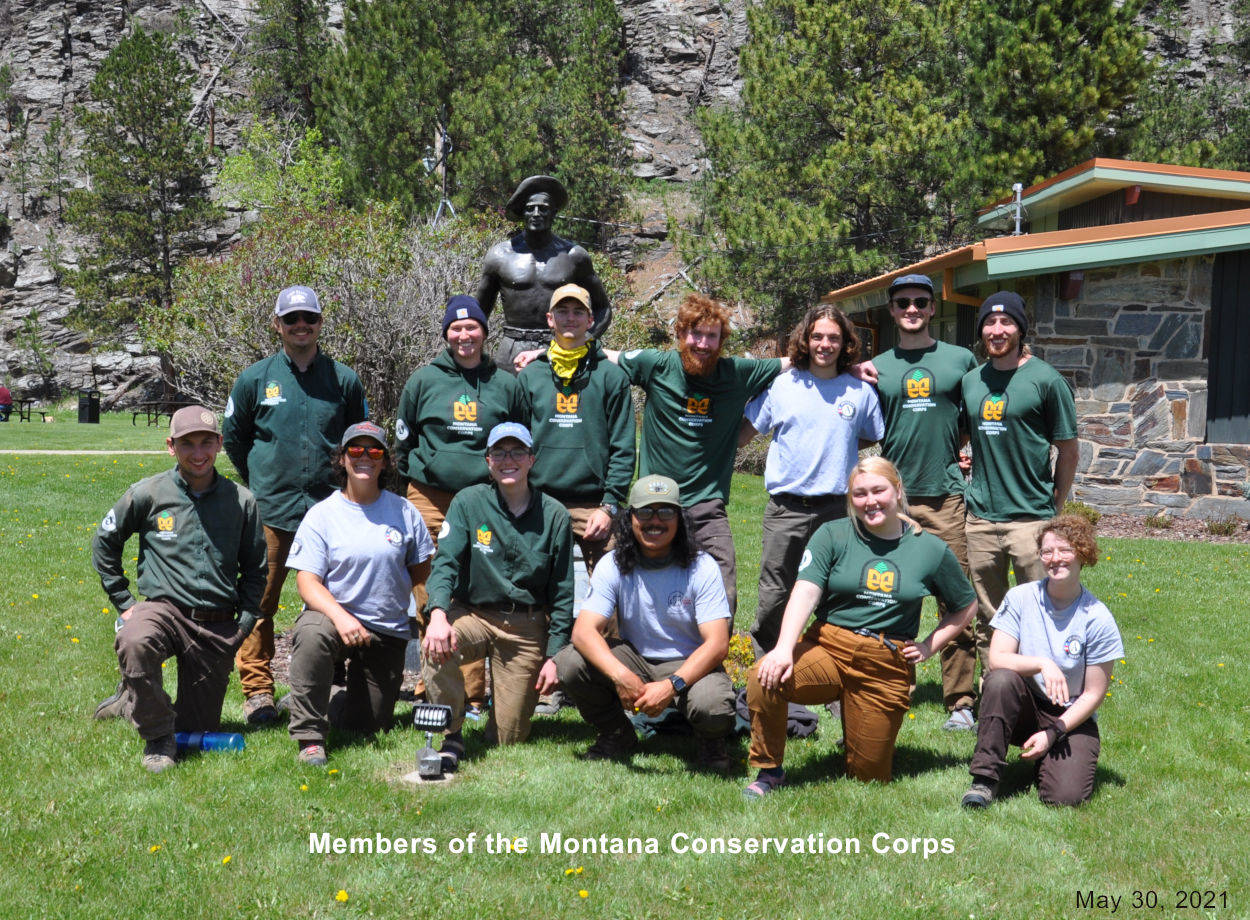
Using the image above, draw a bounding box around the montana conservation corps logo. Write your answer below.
[474,526,494,554]
[861,559,898,595]
[453,395,478,422]
[156,511,175,532]
[555,392,579,415]
[981,392,1008,422]
[685,396,710,415]
[905,368,933,399]
[395,418,409,441]
[836,400,857,420]
[261,381,285,406]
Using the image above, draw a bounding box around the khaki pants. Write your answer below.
[117,598,238,740]
[965,514,1048,675]
[686,498,737,615]
[421,602,548,745]
[747,621,912,783]
[563,501,612,578]
[234,524,293,698]
[909,494,975,711]
[407,481,488,707]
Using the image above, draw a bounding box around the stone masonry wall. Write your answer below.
[1030,257,1250,521]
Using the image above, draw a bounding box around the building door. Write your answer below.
[1208,249,1250,444]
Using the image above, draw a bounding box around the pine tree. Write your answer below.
[248,0,329,121]
[65,28,217,330]
[38,113,73,220]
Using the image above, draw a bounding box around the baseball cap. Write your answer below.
[486,422,533,450]
[169,405,220,439]
[549,283,592,312]
[887,274,934,297]
[274,285,322,317]
[340,421,389,451]
[628,474,681,508]
[976,291,1029,337]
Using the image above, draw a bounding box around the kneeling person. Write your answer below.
[421,423,574,757]
[557,475,734,770]
[92,406,266,773]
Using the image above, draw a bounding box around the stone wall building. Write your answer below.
[827,159,1250,521]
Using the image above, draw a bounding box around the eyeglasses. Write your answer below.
[891,297,931,310]
[632,506,678,522]
[488,447,531,461]
[1040,546,1076,560]
[345,445,385,460]
[281,311,322,325]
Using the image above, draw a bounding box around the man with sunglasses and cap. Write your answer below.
[961,291,1078,693]
[93,406,267,772]
[222,285,368,726]
[476,175,612,373]
[556,475,734,770]
[871,273,979,730]
[420,422,575,761]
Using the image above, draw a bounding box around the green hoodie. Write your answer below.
[395,349,525,493]
[517,347,636,506]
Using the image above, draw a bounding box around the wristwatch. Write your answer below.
[600,502,619,516]
[667,674,687,693]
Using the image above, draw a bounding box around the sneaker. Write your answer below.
[943,707,977,731]
[142,735,177,774]
[582,725,637,761]
[961,780,996,809]
[696,735,731,773]
[439,732,466,772]
[297,742,328,766]
[533,689,567,717]
[464,704,486,722]
[743,767,786,799]
[94,681,128,720]
[243,692,280,726]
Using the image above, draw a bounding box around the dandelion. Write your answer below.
[575,867,583,875]
[335,890,349,902]
[564,868,575,876]
[300,784,309,791]
[907,713,915,719]
[578,890,589,899]
[71,637,80,644]
[149,845,162,853]
[328,768,339,775]
[1218,663,1225,668]
[221,855,232,865]
[1148,638,1155,643]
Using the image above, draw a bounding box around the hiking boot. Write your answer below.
[582,725,637,761]
[696,735,731,773]
[533,689,567,717]
[94,681,128,720]
[961,780,996,809]
[142,735,177,774]
[943,706,977,731]
[297,741,328,766]
[439,731,466,772]
[243,692,280,726]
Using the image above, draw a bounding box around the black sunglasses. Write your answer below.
[891,297,932,310]
[632,506,678,522]
[281,311,322,325]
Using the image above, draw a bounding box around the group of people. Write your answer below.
[91,178,1122,808]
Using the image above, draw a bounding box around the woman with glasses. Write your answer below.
[284,422,434,766]
[744,456,977,796]
[556,475,735,770]
[961,514,1122,808]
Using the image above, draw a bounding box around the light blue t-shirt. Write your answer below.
[288,490,435,639]
[990,580,1124,708]
[582,551,730,659]
[744,369,884,496]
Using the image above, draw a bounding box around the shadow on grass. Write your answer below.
[990,759,1127,804]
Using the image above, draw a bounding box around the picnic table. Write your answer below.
[132,400,196,427]
[14,397,52,422]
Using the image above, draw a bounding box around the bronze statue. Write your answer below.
[476,175,612,372]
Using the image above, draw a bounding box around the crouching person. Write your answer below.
[556,475,735,771]
[92,407,266,773]
[285,422,434,766]
[421,423,574,763]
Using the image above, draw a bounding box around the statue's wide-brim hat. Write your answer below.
[505,175,568,220]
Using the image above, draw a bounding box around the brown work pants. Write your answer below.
[234,524,293,698]
[909,494,975,711]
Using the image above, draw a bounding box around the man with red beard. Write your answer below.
[602,294,784,613]
[961,291,1078,692]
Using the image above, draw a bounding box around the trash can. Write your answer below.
[77,389,101,424]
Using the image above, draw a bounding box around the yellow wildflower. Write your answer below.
[335,890,349,902]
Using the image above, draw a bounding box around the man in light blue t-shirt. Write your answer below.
[740,305,883,656]
[556,475,735,771]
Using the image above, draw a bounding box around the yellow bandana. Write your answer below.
[548,341,588,385]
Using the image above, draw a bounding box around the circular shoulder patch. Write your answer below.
[623,349,643,359]
[100,509,117,533]
[223,396,235,418]
[395,418,409,441]
[438,521,451,540]
[289,539,302,556]
[799,549,812,571]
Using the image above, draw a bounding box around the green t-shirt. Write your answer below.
[616,348,781,506]
[797,517,975,637]
[873,341,977,498]
[961,357,1078,521]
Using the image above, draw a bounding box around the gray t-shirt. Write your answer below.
[744,369,884,496]
[288,490,434,639]
[990,580,1124,708]
[582,551,730,659]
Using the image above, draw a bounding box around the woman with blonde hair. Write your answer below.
[744,456,977,795]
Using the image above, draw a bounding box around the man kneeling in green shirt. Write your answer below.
[421,423,575,761]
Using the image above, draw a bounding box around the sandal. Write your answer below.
[743,768,786,799]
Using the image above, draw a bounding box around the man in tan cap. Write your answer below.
[92,406,267,772]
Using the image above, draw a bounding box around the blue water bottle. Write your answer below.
[174,732,246,754]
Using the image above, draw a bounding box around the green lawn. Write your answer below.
[1,447,1246,919]
[0,409,172,452]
